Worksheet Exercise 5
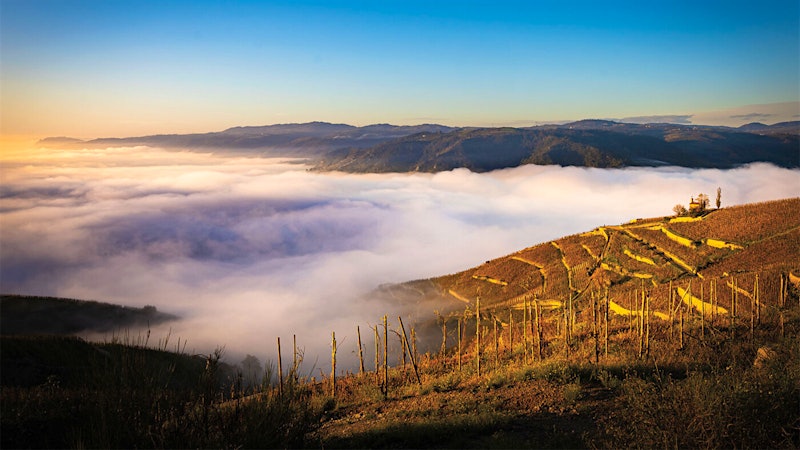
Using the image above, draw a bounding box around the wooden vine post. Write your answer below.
[711,279,717,324]
[750,284,755,344]
[439,314,447,357]
[731,278,737,340]
[755,274,761,325]
[399,329,407,368]
[330,331,337,398]
[411,327,418,368]
[566,292,575,351]
[277,337,283,397]
[493,318,499,368]
[357,325,365,375]
[528,302,535,361]
[398,316,422,386]
[628,291,634,333]
[604,288,609,359]
[293,334,298,383]
[592,291,599,365]
[638,285,645,358]
[669,280,674,340]
[373,326,379,387]
[457,317,462,373]
[523,295,529,364]
[700,282,705,340]
[779,274,786,339]
[535,299,542,361]
[645,290,650,356]
[679,295,684,350]
[476,296,481,376]
[508,308,514,358]
[382,315,388,398]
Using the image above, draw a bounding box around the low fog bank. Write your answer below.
[2,146,797,371]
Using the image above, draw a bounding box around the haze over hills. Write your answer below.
[39,120,800,171]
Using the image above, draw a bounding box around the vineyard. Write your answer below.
[421,198,799,325]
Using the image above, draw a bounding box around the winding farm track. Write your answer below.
[551,242,577,294]
[581,244,600,261]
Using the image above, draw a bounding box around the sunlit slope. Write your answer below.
[385,197,800,322]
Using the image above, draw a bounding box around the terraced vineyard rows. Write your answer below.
[410,198,799,348]
[668,198,800,243]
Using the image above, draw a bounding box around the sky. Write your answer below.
[2,0,799,138]
[2,145,798,367]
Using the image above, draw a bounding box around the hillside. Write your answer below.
[310,197,800,447]
[315,121,800,172]
[0,295,177,336]
[377,197,800,326]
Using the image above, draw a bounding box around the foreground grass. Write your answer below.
[1,337,322,448]
[310,321,800,449]
[3,307,799,448]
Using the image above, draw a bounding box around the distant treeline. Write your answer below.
[0,295,177,336]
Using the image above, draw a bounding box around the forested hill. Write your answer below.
[0,295,177,336]
[38,122,456,156]
[314,120,800,173]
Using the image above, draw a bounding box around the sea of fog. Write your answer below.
[1,145,798,371]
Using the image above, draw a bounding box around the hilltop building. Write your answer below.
[689,197,702,213]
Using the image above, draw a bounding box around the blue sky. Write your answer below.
[2,0,798,137]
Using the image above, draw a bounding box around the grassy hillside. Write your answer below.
[3,198,799,448]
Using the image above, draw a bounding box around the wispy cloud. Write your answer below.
[617,115,694,124]
[2,146,798,369]
[729,112,774,121]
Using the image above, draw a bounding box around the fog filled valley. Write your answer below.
[2,144,799,371]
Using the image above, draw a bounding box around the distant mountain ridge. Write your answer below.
[38,122,456,156]
[316,121,800,172]
[39,120,799,171]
